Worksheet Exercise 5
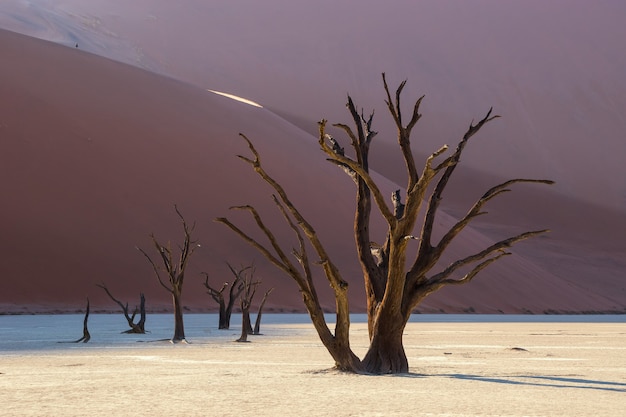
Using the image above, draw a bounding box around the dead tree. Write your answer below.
[236,267,261,342]
[201,263,248,329]
[138,205,198,343]
[216,74,553,374]
[96,283,146,333]
[253,287,274,335]
[60,298,91,343]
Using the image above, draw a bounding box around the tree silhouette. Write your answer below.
[96,282,146,333]
[201,263,248,329]
[138,205,198,343]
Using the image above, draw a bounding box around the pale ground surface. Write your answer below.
[0,315,624,416]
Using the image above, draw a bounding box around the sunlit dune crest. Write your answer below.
[207,89,263,108]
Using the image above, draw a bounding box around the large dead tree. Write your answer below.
[96,282,146,333]
[138,205,198,343]
[216,74,553,374]
[201,263,248,329]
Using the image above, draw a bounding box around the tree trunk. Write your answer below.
[137,293,146,332]
[217,301,229,329]
[243,309,253,334]
[326,339,365,373]
[80,299,91,343]
[236,305,252,342]
[60,298,91,343]
[304,300,364,373]
[361,315,408,374]
[171,290,186,342]
[252,312,263,335]
[253,288,273,335]
[124,293,147,334]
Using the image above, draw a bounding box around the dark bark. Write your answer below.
[78,298,91,343]
[203,265,247,329]
[172,290,185,342]
[136,293,147,332]
[217,301,228,329]
[225,264,248,329]
[236,300,252,343]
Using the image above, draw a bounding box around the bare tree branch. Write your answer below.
[201,272,228,303]
[382,73,423,189]
[271,195,318,300]
[427,229,549,285]
[136,245,172,292]
[319,120,396,225]
[215,215,295,280]
[417,109,500,258]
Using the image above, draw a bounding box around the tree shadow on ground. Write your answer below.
[400,373,626,393]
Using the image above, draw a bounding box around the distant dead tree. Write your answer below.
[236,265,260,342]
[60,298,91,343]
[253,287,274,335]
[231,264,273,341]
[216,73,553,373]
[138,205,198,343]
[201,263,249,329]
[96,282,146,333]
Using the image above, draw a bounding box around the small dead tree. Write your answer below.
[138,205,198,343]
[60,298,91,343]
[253,287,274,335]
[201,262,248,329]
[96,282,146,333]
[236,266,261,342]
[216,74,553,374]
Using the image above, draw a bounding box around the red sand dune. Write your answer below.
[1,1,625,314]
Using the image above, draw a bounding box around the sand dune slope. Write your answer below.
[2,0,625,210]
[1,1,625,314]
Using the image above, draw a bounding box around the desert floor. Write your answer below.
[1,315,624,416]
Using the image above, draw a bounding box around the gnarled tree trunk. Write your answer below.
[361,310,408,373]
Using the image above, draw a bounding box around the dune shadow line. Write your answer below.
[443,373,626,393]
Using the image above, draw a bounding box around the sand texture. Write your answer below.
[0,315,624,416]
